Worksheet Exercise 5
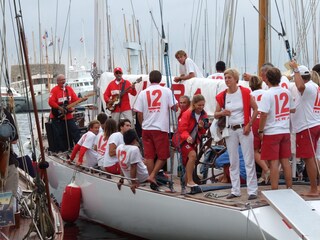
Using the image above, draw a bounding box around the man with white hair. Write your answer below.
[289,60,320,197]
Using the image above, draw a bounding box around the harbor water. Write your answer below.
[14,113,131,240]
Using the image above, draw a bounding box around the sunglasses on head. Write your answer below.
[115,71,122,74]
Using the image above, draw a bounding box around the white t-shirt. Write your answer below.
[291,81,320,133]
[179,58,204,78]
[134,84,177,132]
[95,132,108,166]
[207,72,224,80]
[116,144,148,183]
[225,88,244,125]
[251,89,266,118]
[259,86,293,135]
[103,132,124,167]
[77,131,98,167]
[280,76,290,90]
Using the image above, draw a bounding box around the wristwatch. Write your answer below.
[258,129,264,134]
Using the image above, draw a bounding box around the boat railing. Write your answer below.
[61,158,138,183]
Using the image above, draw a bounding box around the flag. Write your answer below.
[42,31,48,39]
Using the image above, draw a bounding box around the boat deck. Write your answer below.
[6,172,64,240]
[50,152,320,211]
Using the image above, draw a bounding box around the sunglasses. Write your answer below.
[115,71,122,74]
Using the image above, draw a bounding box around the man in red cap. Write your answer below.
[103,67,137,124]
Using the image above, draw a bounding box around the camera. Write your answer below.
[202,118,209,129]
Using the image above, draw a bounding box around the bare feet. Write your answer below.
[300,191,320,197]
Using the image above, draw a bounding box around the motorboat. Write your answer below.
[0,87,27,113]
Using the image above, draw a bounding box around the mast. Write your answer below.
[16,12,53,219]
[136,20,143,74]
[32,31,36,63]
[258,0,268,72]
[243,17,247,73]
[106,0,112,72]
[81,19,87,67]
[44,31,51,92]
[123,14,131,73]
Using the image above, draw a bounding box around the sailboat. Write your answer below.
[39,1,320,239]
[0,1,64,239]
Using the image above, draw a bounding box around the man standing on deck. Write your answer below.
[134,70,178,189]
[103,67,137,125]
[289,60,320,197]
[48,74,86,152]
[173,50,203,82]
[207,61,226,80]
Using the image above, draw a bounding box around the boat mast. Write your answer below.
[258,0,268,72]
[106,0,112,72]
[15,10,53,219]
[123,14,131,74]
[32,31,36,63]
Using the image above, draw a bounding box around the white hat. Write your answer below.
[291,65,310,76]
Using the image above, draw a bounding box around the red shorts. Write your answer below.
[261,133,291,160]
[105,162,120,175]
[252,118,261,150]
[180,142,196,166]
[142,130,170,160]
[296,125,320,158]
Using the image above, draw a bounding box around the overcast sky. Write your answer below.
[4,0,319,77]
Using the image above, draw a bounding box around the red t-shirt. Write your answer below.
[48,85,79,119]
[103,79,137,112]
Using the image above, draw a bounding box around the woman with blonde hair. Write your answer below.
[215,68,258,200]
[178,94,209,187]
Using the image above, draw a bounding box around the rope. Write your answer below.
[204,192,228,199]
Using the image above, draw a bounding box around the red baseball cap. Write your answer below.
[114,67,123,73]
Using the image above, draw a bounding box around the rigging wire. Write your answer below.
[158,0,179,191]
[59,0,71,64]
[249,0,293,61]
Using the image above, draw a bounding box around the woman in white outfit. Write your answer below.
[214,68,258,200]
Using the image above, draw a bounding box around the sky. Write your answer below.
[3,0,320,78]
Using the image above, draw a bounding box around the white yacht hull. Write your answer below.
[46,157,313,240]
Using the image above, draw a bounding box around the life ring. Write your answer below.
[60,182,82,223]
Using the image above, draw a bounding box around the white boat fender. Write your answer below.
[60,181,82,223]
